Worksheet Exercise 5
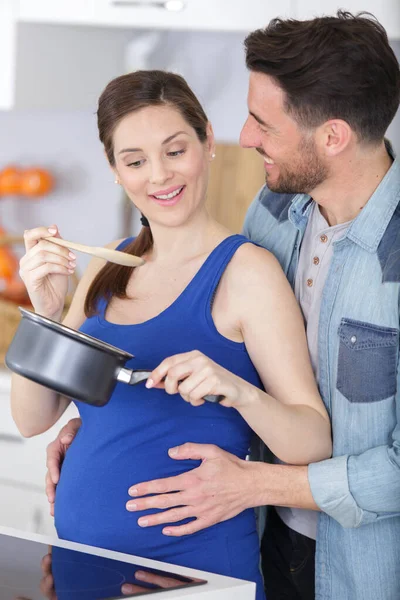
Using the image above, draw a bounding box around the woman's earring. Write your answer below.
[114,178,120,185]
[211,153,216,160]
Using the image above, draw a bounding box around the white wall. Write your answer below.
[387,42,400,149]
[0,109,122,274]
[0,37,399,275]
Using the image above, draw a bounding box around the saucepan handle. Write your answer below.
[117,369,225,403]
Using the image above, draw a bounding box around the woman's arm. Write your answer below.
[10,229,123,437]
[148,243,331,465]
[229,243,332,464]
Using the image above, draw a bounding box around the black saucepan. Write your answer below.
[5,308,223,406]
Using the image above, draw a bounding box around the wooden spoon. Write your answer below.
[47,237,145,267]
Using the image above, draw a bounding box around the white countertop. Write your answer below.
[0,525,256,599]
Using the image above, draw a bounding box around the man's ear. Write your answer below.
[317,119,353,158]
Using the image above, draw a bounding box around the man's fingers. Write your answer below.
[45,471,55,503]
[56,418,81,446]
[126,492,186,512]
[40,572,55,599]
[46,455,61,485]
[137,506,195,528]
[60,432,75,445]
[121,583,148,594]
[135,570,185,588]
[45,419,81,485]
[168,442,224,462]
[162,517,211,537]
[128,472,188,497]
[41,553,52,574]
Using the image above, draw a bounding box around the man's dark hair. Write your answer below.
[244,11,400,143]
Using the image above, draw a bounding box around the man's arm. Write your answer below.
[307,338,400,529]
[308,444,400,528]
[126,429,400,535]
[126,351,400,534]
[126,443,318,537]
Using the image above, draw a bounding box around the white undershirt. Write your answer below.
[276,202,351,540]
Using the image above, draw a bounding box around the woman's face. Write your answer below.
[112,104,214,227]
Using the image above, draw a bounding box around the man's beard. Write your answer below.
[264,137,328,195]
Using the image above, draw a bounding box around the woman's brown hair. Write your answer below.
[84,70,209,317]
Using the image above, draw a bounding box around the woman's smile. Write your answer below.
[149,184,186,206]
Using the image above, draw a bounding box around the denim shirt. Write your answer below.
[243,154,400,600]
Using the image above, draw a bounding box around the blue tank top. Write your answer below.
[55,235,265,600]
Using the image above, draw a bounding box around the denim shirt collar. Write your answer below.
[346,155,400,252]
[288,142,400,252]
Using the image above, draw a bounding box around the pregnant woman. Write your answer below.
[11,70,331,600]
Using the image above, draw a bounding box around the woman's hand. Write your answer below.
[146,350,258,409]
[19,225,76,320]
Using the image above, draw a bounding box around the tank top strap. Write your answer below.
[186,234,252,315]
[97,234,252,319]
[116,237,135,251]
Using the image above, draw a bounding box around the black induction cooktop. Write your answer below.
[0,532,207,599]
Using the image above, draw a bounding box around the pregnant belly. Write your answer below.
[54,440,260,588]
[54,441,257,564]
[54,442,203,555]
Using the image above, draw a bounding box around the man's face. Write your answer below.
[240,71,328,195]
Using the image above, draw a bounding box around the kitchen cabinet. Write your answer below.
[11,0,294,110]
[297,1,400,39]
[207,144,265,233]
[17,0,400,36]
[2,0,399,111]
[18,0,293,32]
[0,480,55,535]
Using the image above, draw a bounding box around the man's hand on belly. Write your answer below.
[125,443,260,536]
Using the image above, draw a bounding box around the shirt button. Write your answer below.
[320,234,328,243]
[307,278,313,287]
[313,256,320,265]
[350,335,357,344]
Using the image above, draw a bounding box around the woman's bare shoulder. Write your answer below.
[227,241,285,288]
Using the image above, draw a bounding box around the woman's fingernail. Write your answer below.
[48,227,57,234]
[68,252,76,260]
[128,487,138,496]
[138,519,148,527]
[126,503,137,511]
[168,446,178,456]
[121,584,134,594]
[145,378,154,389]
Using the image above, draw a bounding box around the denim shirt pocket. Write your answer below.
[337,319,398,403]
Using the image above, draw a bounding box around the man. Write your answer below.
[45,11,400,600]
